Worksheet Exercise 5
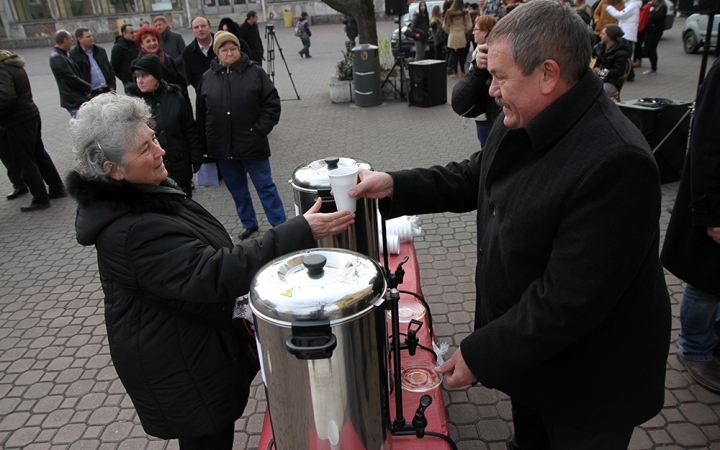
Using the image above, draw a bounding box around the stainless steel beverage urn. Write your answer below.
[250,249,388,450]
[290,157,380,261]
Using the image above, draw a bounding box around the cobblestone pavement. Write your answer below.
[1,16,718,450]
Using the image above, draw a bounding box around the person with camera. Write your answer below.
[592,24,630,96]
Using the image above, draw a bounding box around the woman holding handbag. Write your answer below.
[443,0,472,78]
[410,2,430,61]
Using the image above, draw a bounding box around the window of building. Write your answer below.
[12,0,50,20]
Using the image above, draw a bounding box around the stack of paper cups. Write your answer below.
[379,235,400,255]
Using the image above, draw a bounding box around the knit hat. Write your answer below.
[213,30,240,56]
[604,24,625,41]
[130,53,163,81]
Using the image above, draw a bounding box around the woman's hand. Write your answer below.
[303,198,356,240]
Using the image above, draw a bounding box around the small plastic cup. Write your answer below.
[328,167,358,212]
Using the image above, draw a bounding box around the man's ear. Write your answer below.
[103,161,125,181]
[539,59,562,95]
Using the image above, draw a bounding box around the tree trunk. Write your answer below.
[322,0,379,45]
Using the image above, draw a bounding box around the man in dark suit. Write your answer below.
[182,16,215,90]
[1,50,67,212]
[111,23,140,86]
[69,27,116,98]
[662,56,720,395]
[239,11,264,64]
[49,30,91,118]
[351,1,670,448]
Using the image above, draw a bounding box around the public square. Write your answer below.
[0,16,718,449]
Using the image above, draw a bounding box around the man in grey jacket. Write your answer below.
[351,1,670,448]
[154,17,186,67]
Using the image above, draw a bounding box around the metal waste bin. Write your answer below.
[283,8,293,27]
[352,44,382,107]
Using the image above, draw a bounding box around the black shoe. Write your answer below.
[238,226,259,240]
[6,187,29,200]
[306,55,312,58]
[20,201,51,212]
[48,187,68,199]
[677,353,720,394]
[299,51,304,58]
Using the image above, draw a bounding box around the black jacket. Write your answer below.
[383,68,670,431]
[0,51,39,128]
[131,51,188,99]
[239,20,264,64]
[451,60,502,132]
[69,44,116,90]
[661,57,720,297]
[67,171,316,439]
[196,54,281,160]
[49,47,91,110]
[111,35,140,85]
[126,81,202,189]
[645,1,667,34]
[110,35,140,85]
[182,36,216,89]
[343,15,358,40]
[592,37,631,89]
[411,13,430,43]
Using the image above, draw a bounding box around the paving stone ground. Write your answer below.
[0,16,718,450]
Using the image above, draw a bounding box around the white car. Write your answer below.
[682,13,720,53]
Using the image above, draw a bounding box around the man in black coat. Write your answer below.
[50,30,91,117]
[69,28,116,97]
[239,11,264,64]
[182,16,215,89]
[154,16,186,66]
[0,50,67,212]
[111,24,140,86]
[351,2,670,448]
[661,56,720,395]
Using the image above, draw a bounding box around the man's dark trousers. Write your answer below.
[0,116,64,204]
[507,399,634,450]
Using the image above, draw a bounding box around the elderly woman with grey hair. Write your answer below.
[66,93,355,449]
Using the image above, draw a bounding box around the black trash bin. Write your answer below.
[352,44,382,107]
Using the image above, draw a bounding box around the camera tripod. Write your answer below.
[265,23,300,100]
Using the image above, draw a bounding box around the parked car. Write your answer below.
[682,13,719,53]
[390,1,445,58]
[664,0,676,29]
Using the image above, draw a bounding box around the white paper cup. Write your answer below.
[328,167,358,212]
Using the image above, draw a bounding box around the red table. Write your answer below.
[257,242,453,450]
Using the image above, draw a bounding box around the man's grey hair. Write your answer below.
[70,94,155,181]
[55,30,71,44]
[153,16,167,23]
[487,0,591,85]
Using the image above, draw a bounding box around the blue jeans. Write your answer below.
[216,158,286,229]
[300,37,311,56]
[678,283,720,361]
[67,108,78,118]
[475,120,488,148]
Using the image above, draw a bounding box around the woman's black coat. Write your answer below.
[593,37,631,90]
[130,51,188,98]
[195,54,281,160]
[661,57,720,297]
[126,81,203,190]
[67,172,316,439]
[411,13,430,43]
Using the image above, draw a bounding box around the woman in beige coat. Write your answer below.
[443,0,472,78]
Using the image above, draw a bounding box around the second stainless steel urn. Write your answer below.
[250,248,389,450]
